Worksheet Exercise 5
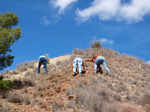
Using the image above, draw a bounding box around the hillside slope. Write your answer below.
[0,48,150,112]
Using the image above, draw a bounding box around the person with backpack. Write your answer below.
[73,57,86,76]
[38,55,48,73]
[92,56,111,75]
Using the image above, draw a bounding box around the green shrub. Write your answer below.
[0,80,13,91]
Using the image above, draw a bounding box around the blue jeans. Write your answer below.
[73,58,83,73]
[95,56,110,74]
[38,57,47,73]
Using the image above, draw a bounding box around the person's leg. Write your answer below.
[97,64,103,74]
[78,60,83,75]
[95,57,103,73]
[94,63,98,74]
[38,58,42,73]
[43,59,47,72]
[82,61,86,72]
[73,61,77,75]
[102,59,111,74]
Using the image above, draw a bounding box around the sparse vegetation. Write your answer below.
[72,48,84,55]
[52,101,63,112]
[74,80,118,112]
[23,94,32,105]
[0,47,149,111]
[7,92,23,103]
[0,80,13,91]
[0,102,11,112]
[90,40,102,49]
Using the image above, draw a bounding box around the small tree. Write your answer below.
[0,11,22,70]
[90,40,102,49]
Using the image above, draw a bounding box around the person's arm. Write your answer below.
[82,60,86,71]
[85,58,93,61]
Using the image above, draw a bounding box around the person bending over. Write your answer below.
[92,56,111,75]
[38,55,48,73]
[73,57,86,76]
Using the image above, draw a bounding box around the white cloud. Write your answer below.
[76,0,150,23]
[100,38,114,44]
[76,0,120,22]
[147,60,150,63]
[40,16,51,25]
[92,36,114,45]
[50,0,78,14]
[120,0,150,23]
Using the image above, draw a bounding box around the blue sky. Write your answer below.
[0,0,150,72]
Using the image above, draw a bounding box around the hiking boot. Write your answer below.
[106,73,111,76]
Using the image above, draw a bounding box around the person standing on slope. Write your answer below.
[92,56,111,75]
[73,57,86,76]
[38,55,48,73]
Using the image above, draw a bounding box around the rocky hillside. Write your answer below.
[0,48,150,112]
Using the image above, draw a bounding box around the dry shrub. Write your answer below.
[35,81,51,91]
[23,78,34,86]
[107,83,113,90]
[12,79,34,89]
[114,94,122,102]
[47,64,56,72]
[65,101,75,109]
[7,92,23,103]
[52,101,63,112]
[116,85,128,93]
[83,48,99,59]
[72,48,78,54]
[1,70,12,79]
[12,70,19,75]
[75,87,118,112]
[13,79,22,88]
[23,94,32,105]
[90,41,102,49]
[126,95,133,101]
[24,71,31,77]
[72,48,84,55]
[74,79,87,89]
[56,59,70,71]
[0,102,11,112]
[74,80,118,112]
[66,87,74,96]
[17,61,35,72]
[56,61,61,66]
[140,92,150,105]
[145,105,150,112]
[17,62,28,72]
[36,84,46,91]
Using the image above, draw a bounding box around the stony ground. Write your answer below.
[0,48,150,112]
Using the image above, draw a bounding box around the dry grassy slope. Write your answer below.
[1,48,150,112]
[2,55,72,80]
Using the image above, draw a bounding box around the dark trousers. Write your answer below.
[38,58,47,73]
